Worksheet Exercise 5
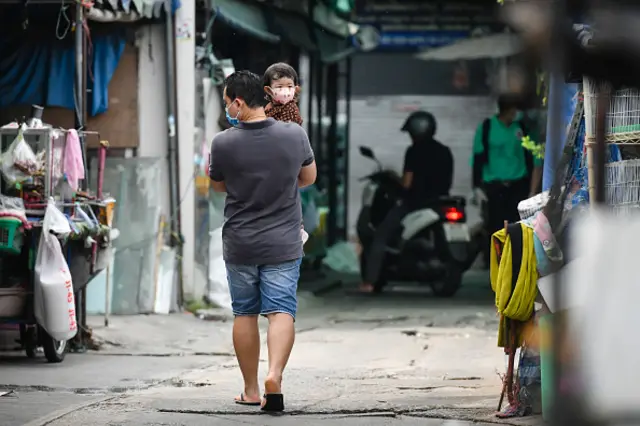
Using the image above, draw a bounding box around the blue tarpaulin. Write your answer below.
[542,75,578,191]
[0,32,125,116]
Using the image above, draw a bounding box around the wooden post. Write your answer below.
[497,220,511,412]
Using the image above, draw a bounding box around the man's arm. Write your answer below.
[471,123,484,189]
[299,162,317,188]
[298,128,317,188]
[209,137,227,193]
[211,180,227,193]
[401,147,415,189]
[444,147,454,194]
[529,155,543,196]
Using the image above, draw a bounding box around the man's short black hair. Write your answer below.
[497,94,520,115]
[224,71,264,109]
[263,62,299,87]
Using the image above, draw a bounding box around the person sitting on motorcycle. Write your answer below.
[359,111,454,293]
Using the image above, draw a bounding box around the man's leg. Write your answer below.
[485,185,508,264]
[233,317,261,401]
[259,258,301,406]
[226,264,262,403]
[361,204,408,291]
[505,178,531,222]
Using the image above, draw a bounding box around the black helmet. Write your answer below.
[401,111,436,140]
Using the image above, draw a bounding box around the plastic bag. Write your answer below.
[301,186,320,234]
[34,198,77,341]
[322,242,360,274]
[0,195,27,223]
[206,227,232,310]
[0,125,39,184]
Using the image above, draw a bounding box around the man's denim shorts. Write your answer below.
[225,258,302,320]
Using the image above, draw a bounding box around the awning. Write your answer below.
[212,0,281,44]
[260,8,354,63]
[414,33,523,61]
[210,0,377,62]
[89,0,180,21]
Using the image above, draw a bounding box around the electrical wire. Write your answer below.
[55,0,72,40]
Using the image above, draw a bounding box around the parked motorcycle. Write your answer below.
[356,146,481,297]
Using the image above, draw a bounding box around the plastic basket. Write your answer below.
[0,217,24,255]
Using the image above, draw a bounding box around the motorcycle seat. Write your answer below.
[438,195,467,207]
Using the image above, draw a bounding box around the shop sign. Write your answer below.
[354,0,502,51]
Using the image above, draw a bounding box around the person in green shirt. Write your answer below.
[471,95,542,264]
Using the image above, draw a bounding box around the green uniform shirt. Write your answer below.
[470,115,542,183]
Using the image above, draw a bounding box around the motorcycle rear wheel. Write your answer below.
[359,249,387,294]
[430,263,462,298]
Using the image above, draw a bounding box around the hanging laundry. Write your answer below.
[491,223,538,348]
[63,129,85,192]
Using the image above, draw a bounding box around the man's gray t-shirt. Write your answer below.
[209,118,314,265]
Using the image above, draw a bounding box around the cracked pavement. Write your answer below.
[0,270,542,425]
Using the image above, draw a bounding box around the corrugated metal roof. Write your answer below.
[89,0,178,21]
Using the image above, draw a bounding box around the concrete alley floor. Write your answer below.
[0,270,542,426]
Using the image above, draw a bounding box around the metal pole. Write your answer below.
[164,0,183,306]
[104,263,111,327]
[593,88,608,204]
[73,3,88,351]
[315,59,324,190]
[547,0,565,423]
[343,57,352,241]
[75,4,88,190]
[307,56,315,143]
[327,63,339,246]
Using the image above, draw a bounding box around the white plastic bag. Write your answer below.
[302,197,319,234]
[34,198,77,341]
[0,195,27,223]
[0,124,39,184]
[206,227,232,310]
[322,242,360,274]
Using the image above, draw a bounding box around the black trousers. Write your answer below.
[363,204,409,284]
[482,178,530,263]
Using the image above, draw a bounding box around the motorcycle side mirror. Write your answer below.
[359,146,375,159]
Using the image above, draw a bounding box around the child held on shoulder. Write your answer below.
[263,63,308,244]
[263,62,303,125]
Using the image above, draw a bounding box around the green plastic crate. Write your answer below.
[0,217,24,255]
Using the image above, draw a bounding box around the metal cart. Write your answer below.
[0,127,69,362]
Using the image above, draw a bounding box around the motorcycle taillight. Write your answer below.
[444,207,464,222]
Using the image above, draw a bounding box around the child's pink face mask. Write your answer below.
[271,87,295,105]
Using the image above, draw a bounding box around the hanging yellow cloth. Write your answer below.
[490,223,538,347]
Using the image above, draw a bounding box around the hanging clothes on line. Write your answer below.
[491,223,538,348]
[63,129,85,192]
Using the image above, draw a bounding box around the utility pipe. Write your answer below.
[164,0,183,305]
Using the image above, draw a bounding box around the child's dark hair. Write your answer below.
[263,62,299,87]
